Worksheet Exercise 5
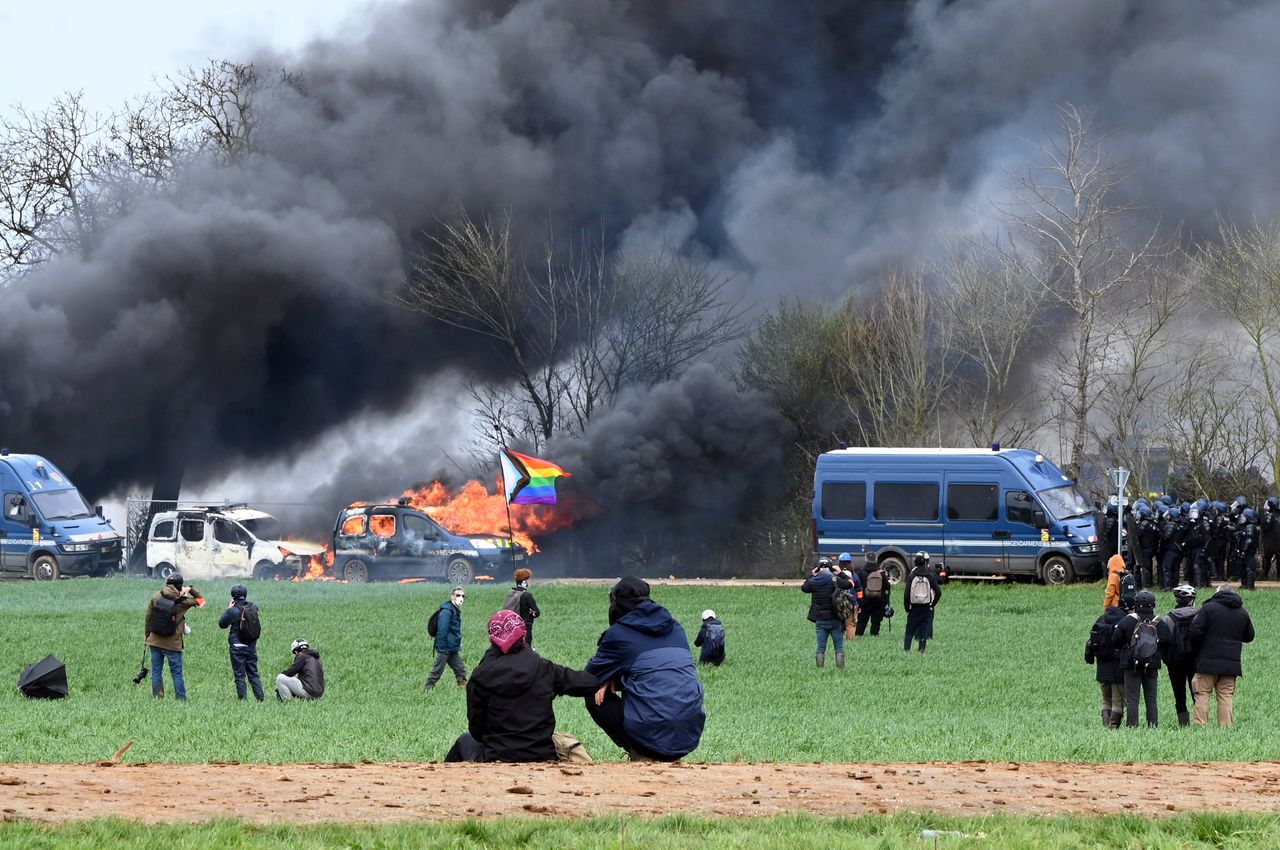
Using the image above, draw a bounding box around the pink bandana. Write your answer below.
[488,610,527,653]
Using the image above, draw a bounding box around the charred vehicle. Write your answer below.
[331,500,526,584]
[146,505,324,581]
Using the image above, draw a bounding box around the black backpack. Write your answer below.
[1118,571,1136,600]
[502,588,524,612]
[427,606,442,638]
[238,602,262,644]
[1161,611,1195,664]
[704,621,725,653]
[1087,617,1115,661]
[149,596,179,637]
[1129,620,1161,670]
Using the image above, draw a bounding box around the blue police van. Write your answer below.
[0,449,123,579]
[812,447,1102,585]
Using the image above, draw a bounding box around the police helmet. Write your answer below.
[1158,494,1174,506]
[1167,506,1181,519]
[1195,498,1209,511]
[1243,508,1257,522]
[913,551,930,567]
[1138,505,1152,519]
[1267,497,1279,512]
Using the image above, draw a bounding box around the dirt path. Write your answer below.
[3,761,1280,823]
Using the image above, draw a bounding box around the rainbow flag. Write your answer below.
[499,449,571,505]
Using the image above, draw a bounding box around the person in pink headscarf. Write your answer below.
[445,610,601,762]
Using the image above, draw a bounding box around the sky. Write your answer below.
[0,0,388,116]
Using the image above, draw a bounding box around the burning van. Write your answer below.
[146,505,324,581]
[331,500,526,584]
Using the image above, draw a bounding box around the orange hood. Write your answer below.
[1107,554,1126,575]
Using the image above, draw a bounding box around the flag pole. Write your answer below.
[496,427,517,576]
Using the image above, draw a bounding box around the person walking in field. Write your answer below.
[1114,590,1161,727]
[802,558,853,668]
[1189,584,1255,727]
[217,583,264,702]
[502,567,540,647]
[694,609,726,666]
[1085,601,1129,728]
[1156,585,1199,726]
[856,553,889,637]
[143,573,204,701]
[277,638,325,701]
[903,551,941,653]
[424,587,469,690]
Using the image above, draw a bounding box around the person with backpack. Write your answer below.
[276,638,325,701]
[1188,584,1255,727]
[1156,584,1199,726]
[694,609,726,666]
[802,558,853,669]
[903,551,941,653]
[856,554,889,637]
[143,573,204,701]
[424,587,468,690]
[1113,590,1161,727]
[217,584,264,702]
[502,567,540,647]
[1102,554,1136,612]
[1085,602,1129,728]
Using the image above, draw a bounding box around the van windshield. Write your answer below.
[240,517,280,540]
[1038,485,1092,520]
[31,489,94,521]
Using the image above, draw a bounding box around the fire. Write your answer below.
[400,478,584,553]
[297,543,334,581]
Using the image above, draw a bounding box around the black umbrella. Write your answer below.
[18,655,68,699]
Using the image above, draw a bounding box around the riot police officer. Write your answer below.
[1135,505,1159,590]
[1231,508,1259,590]
[1159,506,1185,590]
[1182,500,1208,588]
[1203,502,1230,586]
[1259,497,1280,581]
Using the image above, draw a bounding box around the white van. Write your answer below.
[146,506,324,581]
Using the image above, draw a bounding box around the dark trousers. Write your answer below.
[1166,660,1193,715]
[855,602,885,636]
[230,643,264,701]
[1183,546,1203,587]
[445,732,486,763]
[903,608,934,651]
[1124,668,1159,727]
[1205,550,1226,583]
[1240,550,1257,588]
[1160,550,1181,589]
[584,691,676,761]
[425,651,468,687]
[1260,545,1279,581]
[1136,550,1156,590]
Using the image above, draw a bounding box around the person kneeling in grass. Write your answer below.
[446,610,599,763]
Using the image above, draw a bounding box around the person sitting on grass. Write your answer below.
[583,576,705,762]
[446,610,600,763]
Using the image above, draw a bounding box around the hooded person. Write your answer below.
[584,577,706,761]
[1102,554,1135,612]
[1188,584,1256,727]
[445,610,601,763]
[276,638,325,701]
[143,573,204,701]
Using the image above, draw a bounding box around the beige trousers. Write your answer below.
[1192,673,1237,727]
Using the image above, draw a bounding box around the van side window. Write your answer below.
[948,484,998,521]
[873,483,939,521]
[369,514,397,538]
[213,519,244,545]
[341,515,367,536]
[180,519,204,542]
[403,514,436,537]
[152,520,176,541]
[1006,491,1039,525]
[4,492,28,523]
[821,482,866,520]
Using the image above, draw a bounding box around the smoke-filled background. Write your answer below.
[2,0,1280,572]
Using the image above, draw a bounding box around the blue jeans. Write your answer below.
[150,647,186,701]
[814,619,845,654]
[230,643,264,701]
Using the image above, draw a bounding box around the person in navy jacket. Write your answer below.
[584,576,705,761]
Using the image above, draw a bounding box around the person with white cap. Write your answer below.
[693,609,726,666]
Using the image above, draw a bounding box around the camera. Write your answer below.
[132,665,149,684]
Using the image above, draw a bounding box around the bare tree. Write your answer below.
[166,60,263,163]
[997,104,1160,478]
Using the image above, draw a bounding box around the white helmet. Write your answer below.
[701,609,716,621]
[290,638,309,653]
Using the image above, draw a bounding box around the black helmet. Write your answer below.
[230,584,248,600]
[817,557,833,569]
[165,573,184,589]
[1267,497,1279,512]
[1135,590,1156,610]
[913,551,930,567]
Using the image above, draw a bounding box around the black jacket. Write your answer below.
[801,571,852,622]
[694,618,726,664]
[1189,590,1255,677]
[903,566,942,612]
[217,599,256,645]
[282,649,325,697]
[1085,605,1127,684]
[467,644,600,762]
[1112,609,1161,671]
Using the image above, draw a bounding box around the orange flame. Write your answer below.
[296,543,335,582]
[400,478,585,553]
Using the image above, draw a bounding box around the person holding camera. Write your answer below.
[143,573,204,701]
[802,557,853,669]
[217,584,264,702]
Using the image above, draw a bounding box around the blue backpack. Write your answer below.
[704,621,725,653]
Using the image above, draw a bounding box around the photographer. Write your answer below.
[143,573,204,701]
[217,584,264,702]
[277,639,325,701]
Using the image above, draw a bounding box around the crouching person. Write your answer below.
[446,611,600,763]
[583,577,705,762]
[276,638,325,701]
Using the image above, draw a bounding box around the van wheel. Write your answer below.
[880,554,907,585]
[342,559,369,583]
[155,562,179,581]
[253,561,278,581]
[32,555,61,581]
[1042,555,1075,586]
[446,558,474,586]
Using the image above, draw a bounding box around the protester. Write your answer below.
[1102,554,1135,611]
[903,551,941,653]
[217,584,264,702]
[446,610,601,762]
[502,567,540,646]
[856,554,889,637]
[424,587,468,690]
[1114,590,1161,728]
[802,557,852,669]
[143,573,204,701]
[693,609,726,666]
[1085,602,1129,728]
[1156,585,1199,726]
[276,638,325,701]
[583,577,705,761]
[1189,584,1256,727]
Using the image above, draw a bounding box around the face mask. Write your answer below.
[452,594,465,607]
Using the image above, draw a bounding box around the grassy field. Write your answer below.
[0,577,1276,764]
[3,812,1280,849]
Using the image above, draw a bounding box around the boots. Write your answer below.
[835,652,845,670]
[1100,708,1110,728]
[816,653,825,669]
[1178,710,1191,727]
[1107,710,1123,729]
[918,640,927,653]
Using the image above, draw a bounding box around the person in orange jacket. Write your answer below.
[1102,554,1135,611]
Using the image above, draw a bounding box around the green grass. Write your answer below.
[3,812,1280,849]
[0,578,1276,763]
